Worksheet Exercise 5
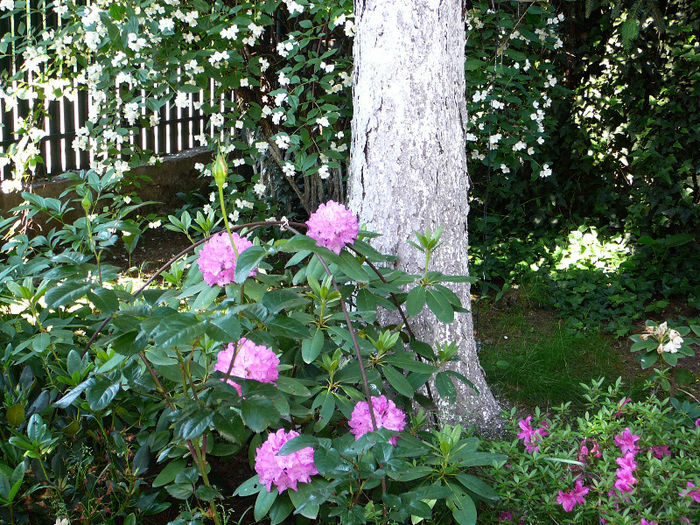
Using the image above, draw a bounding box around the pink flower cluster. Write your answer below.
[348,395,407,445]
[612,428,640,494]
[577,439,602,464]
[214,338,279,396]
[197,231,256,286]
[556,479,589,512]
[679,481,700,503]
[305,200,359,254]
[254,428,318,493]
[517,416,549,453]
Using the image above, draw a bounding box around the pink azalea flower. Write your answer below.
[305,200,359,254]
[255,428,318,493]
[214,338,279,395]
[649,444,671,459]
[517,416,548,453]
[556,479,589,512]
[679,481,700,503]
[613,397,632,418]
[640,519,658,525]
[499,511,513,522]
[348,395,406,445]
[614,467,637,493]
[197,231,256,286]
[616,451,637,472]
[614,427,640,455]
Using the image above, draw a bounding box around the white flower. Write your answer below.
[278,72,290,86]
[53,518,69,525]
[500,164,510,174]
[211,113,224,127]
[123,102,140,125]
[283,0,304,14]
[174,92,189,109]
[240,78,249,87]
[318,165,330,179]
[221,26,239,40]
[127,33,147,52]
[259,58,270,72]
[274,134,290,150]
[539,164,552,178]
[466,133,477,142]
[282,162,295,177]
[271,111,286,125]
[490,99,504,110]
[255,141,269,153]
[513,140,527,152]
[248,23,264,38]
[1,178,22,194]
[149,113,160,127]
[488,133,502,145]
[316,116,330,128]
[320,61,335,73]
[254,182,266,197]
[274,92,287,106]
[159,18,174,32]
[235,120,244,129]
[229,210,240,222]
[148,220,161,229]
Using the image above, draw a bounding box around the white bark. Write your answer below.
[349,0,502,433]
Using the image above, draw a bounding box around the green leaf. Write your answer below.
[87,287,119,314]
[176,412,213,441]
[279,434,317,456]
[234,475,263,497]
[426,288,454,323]
[406,286,426,317]
[385,353,436,374]
[301,330,324,363]
[165,483,193,500]
[196,484,222,501]
[153,313,207,348]
[275,376,311,397]
[451,494,477,525]
[639,352,658,369]
[334,251,369,282]
[46,281,92,308]
[620,17,639,48]
[242,398,279,432]
[382,365,414,398]
[269,497,294,525]
[192,285,220,310]
[455,473,499,502]
[268,315,309,339]
[254,488,277,522]
[435,371,456,402]
[661,352,678,366]
[675,368,695,385]
[235,246,266,283]
[152,459,187,487]
[54,378,95,408]
[86,377,120,411]
[287,482,322,519]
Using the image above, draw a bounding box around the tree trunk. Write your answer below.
[348,0,502,433]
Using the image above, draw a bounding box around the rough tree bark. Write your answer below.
[348,0,502,433]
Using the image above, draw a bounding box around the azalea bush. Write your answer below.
[482,378,700,524]
[0,168,505,524]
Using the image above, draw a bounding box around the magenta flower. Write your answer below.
[348,395,407,445]
[614,427,640,455]
[679,481,700,503]
[255,428,318,493]
[197,231,256,286]
[517,416,548,453]
[614,467,637,493]
[556,479,589,512]
[305,200,359,254]
[499,511,513,522]
[640,519,659,525]
[214,338,279,396]
[616,451,637,472]
[649,444,671,459]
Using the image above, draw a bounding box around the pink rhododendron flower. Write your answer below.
[214,338,279,395]
[254,428,317,493]
[197,231,256,286]
[517,416,549,453]
[679,481,700,503]
[649,444,671,459]
[305,200,359,254]
[614,427,640,454]
[695,417,699,427]
[556,479,589,512]
[348,395,406,445]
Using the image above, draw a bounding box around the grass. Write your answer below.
[476,291,647,412]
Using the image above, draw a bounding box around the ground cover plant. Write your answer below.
[0,0,698,523]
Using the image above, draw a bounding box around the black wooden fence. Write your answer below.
[0,1,217,183]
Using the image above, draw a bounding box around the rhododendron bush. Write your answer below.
[0,166,505,523]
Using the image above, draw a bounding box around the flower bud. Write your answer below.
[212,153,227,188]
[81,192,91,212]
